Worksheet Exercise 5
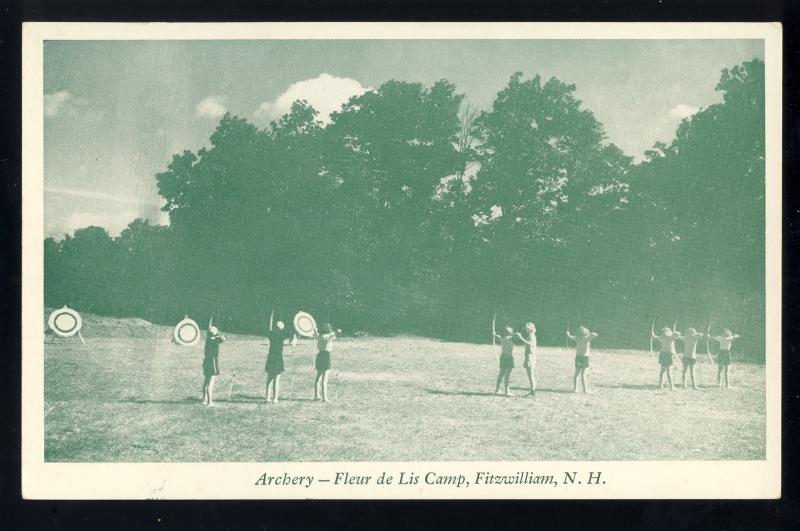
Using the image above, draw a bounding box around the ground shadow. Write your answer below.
[425,389,498,397]
[425,387,575,397]
[510,386,575,394]
[232,393,264,401]
[233,393,317,403]
[597,383,660,390]
[119,396,202,405]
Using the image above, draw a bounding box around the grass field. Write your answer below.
[44,314,766,462]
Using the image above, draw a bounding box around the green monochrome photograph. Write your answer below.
[21,23,781,498]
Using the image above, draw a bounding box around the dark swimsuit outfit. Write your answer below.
[203,335,222,376]
[265,329,288,375]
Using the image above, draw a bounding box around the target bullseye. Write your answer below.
[173,317,201,346]
[48,306,82,337]
[293,311,317,337]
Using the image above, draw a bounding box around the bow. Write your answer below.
[649,320,656,360]
[492,311,497,346]
[566,320,571,349]
[672,319,680,365]
[706,322,716,367]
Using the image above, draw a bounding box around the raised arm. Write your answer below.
[565,330,576,341]
[515,332,532,345]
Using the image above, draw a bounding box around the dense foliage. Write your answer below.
[44,59,765,359]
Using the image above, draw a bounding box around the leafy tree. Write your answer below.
[42,59,766,358]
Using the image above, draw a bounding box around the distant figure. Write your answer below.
[652,327,679,391]
[566,326,598,393]
[676,327,704,389]
[202,325,225,406]
[709,328,741,388]
[313,323,340,402]
[515,322,537,397]
[493,325,516,396]
[265,321,291,404]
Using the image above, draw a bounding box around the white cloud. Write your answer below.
[44,187,170,239]
[45,186,153,206]
[44,90,87,118]
[669,103,700,120]
[196,95,227,119]
[254,73,369,125]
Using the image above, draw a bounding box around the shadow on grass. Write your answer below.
[234,393,318,403]
[426,387,575,397]
[510,386,575,394]
[118,396,202,405]
[597,383,658,390]
[425,389,497,397]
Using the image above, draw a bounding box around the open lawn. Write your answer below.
[44,315,766,462]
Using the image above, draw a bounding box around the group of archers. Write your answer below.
[201,320,341,407]
[493,322,741,397]
[199,318,741,407]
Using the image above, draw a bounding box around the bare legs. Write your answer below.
[524,366,536,395]
[681,363,698,389]
[202,375,216,406]
[265,373,281,403]
[658,366,675,390]
[573,368,589,393]
[494,368,512,395]
[314,370,330,402]
[717,365,730,388]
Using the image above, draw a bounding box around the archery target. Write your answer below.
[48,306,82,337]
[293,311,317,337]
[174,317,201,346]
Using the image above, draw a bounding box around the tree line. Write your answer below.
[44,59,766,360]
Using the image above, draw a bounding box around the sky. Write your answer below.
[43,39,763,239]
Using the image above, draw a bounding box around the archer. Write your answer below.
[708,328,741,388]
[566,325,598,393]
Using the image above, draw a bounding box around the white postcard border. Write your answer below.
[21,22,782,500]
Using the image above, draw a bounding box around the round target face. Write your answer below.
[293,311,317,337]
[173,317,201,346]
[48,306,82,337]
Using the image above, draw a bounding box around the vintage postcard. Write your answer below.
[21,22,782,499]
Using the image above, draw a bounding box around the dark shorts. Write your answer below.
[658,351,673,367]
[265,353,285,375]
[499,355,514,369]
[575,355,589,369]
[203,356,219,376]
[682,357,697,367]
[315,350,332,372]
[718,350,731,366]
